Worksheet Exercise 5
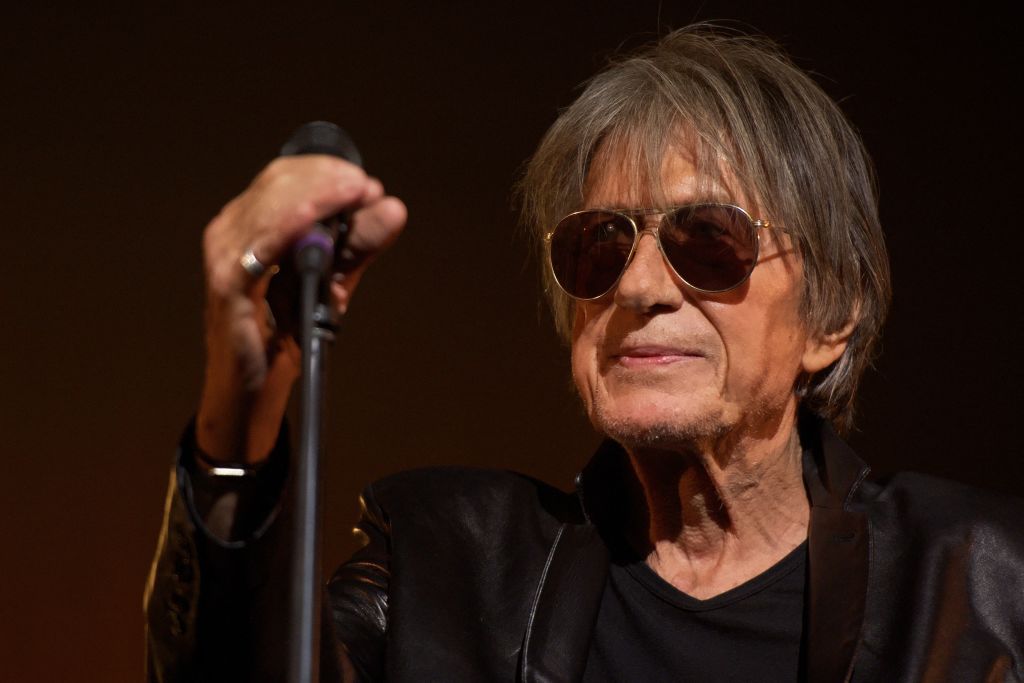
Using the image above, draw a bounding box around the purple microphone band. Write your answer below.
[295,229,334,254]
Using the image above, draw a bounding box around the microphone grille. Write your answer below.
[280,121,362,168]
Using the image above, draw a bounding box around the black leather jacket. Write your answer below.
[145,417,1024,681]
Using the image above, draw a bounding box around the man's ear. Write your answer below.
[802,308,859,374]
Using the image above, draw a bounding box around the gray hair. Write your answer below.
[519,24,891,433]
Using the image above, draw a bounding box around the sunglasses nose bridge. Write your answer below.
[634,210,672,249]
[623,225,662,267]
[615,214,658,263]
[635,225,660,244]
[615,222,681,297]
[634,223,673,272]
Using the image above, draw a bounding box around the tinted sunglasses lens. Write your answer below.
[549,211,635,298]
[659,205,757,291]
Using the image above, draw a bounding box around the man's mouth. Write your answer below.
[612,345,704,367]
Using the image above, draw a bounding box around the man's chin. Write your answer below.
[590,405,729,451]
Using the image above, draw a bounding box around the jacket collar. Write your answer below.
[521,414,871,683]
[799,415,872,683]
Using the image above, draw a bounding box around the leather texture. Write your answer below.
[146,417,1024,682]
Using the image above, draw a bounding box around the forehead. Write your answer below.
[581,130,755,211]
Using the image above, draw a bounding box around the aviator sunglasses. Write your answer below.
[545,203,782,300]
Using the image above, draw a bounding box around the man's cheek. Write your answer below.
[570,353,594,408]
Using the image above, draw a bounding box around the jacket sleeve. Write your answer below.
[144,421,391,682]
[324,483,392,682]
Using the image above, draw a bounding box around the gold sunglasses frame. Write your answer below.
[544,202,782,300]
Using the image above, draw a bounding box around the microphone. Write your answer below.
[280,120,362,162]
[281,121,363,274]
[266,121,363,336]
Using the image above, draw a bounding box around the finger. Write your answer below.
[234,239,282,296]
[251,157,371,253]
[330,277,363,316]
[328,196,406,313]
[347,196,408,253]
[204,202,278,298]
[362,176,385,203]
[332,196,407,277]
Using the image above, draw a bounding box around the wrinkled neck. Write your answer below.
[625,410,810,597]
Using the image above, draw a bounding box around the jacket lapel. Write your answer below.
[801,418,872,682]
[519,440,632,683]
[519,522,609,683]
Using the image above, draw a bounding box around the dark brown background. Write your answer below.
[2,2,1020,680]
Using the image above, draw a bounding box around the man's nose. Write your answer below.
[613,229,684,312]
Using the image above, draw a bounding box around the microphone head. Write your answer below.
[280,121,362,168]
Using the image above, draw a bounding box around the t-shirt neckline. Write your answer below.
[621,540,808,612]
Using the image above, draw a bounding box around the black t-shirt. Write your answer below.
[583,542,807,682]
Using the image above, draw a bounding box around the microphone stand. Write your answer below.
[289,231,338,683]
[274,121,362,683]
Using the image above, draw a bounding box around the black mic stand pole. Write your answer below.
[290,233,337,683]
[275,122,362,683]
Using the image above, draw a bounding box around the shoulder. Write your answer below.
[859,471,1024,561]
[862,471,1023,522]
[855,473,1024,675]
[365,465,584,531]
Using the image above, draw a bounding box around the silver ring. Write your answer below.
[240,247,273,279]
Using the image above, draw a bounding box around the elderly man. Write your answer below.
[146,26,1024,682]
